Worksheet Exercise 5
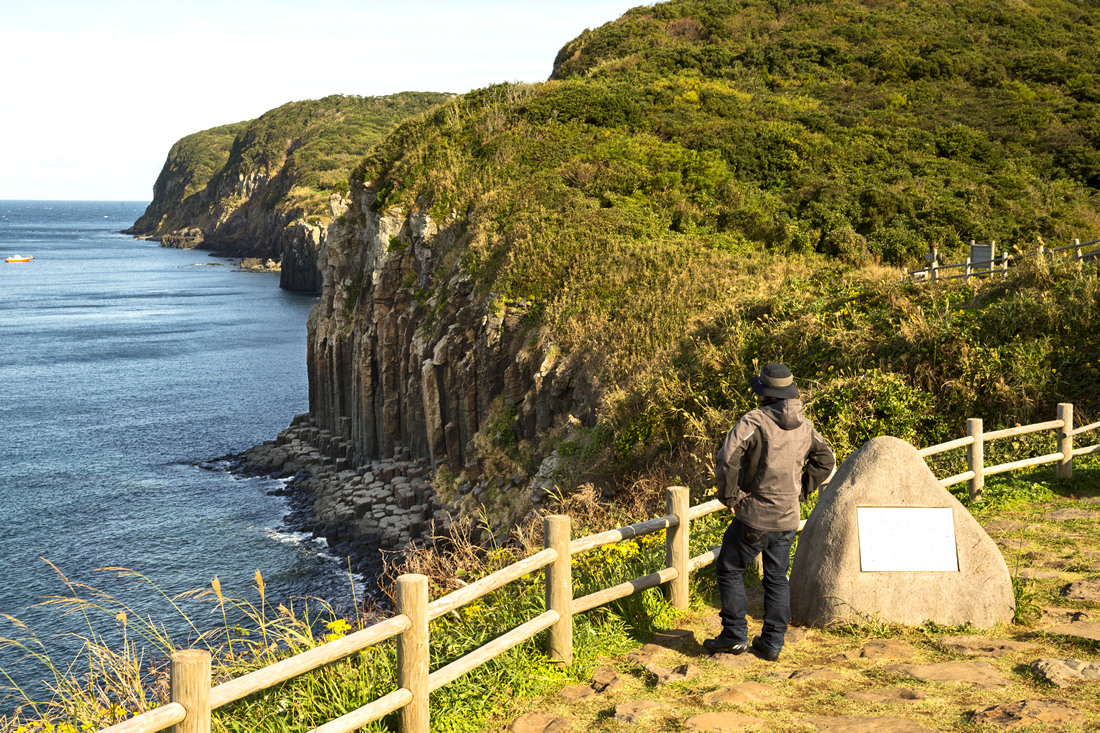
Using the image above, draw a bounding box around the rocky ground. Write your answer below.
[495,485,1100,732]
[229,414,558,588]
[503,604,1100,732]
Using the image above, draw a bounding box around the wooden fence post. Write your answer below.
[397,574,429,733]
[930,247,939,281]
[170,649,211,733]
[964,257,972,282]
[665,486,690,610]
[1074,238,1082,260]
[544,515,573,666]
[1057,403,1074,479]
[967,418,984,502]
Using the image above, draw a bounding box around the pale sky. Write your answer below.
[0,0,636,201]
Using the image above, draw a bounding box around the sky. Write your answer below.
[0,0,637,201]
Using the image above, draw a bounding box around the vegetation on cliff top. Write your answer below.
[350,0,1099,481]
[130,92,452,236]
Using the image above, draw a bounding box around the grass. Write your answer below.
[5,456,1098,731]
[130,92,453,239]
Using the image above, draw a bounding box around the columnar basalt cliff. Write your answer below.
[306,181,601,518]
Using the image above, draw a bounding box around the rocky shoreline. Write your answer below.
[224,412,565,596]
[226,413,454,586]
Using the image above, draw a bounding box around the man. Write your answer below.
[703,362,835,661]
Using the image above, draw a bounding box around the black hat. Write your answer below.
[750,362,799,399]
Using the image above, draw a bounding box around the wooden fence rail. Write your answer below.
[100,404,1100,733]
[905,237,1100,283]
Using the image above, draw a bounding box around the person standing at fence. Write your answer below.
[704,363,835,661]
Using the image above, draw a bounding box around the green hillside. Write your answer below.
[349,0,1099,477]
[130,92,452,237]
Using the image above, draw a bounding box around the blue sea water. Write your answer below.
[0,201,352,702]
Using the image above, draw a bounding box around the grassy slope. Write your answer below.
[351,0,1100,480]
[131,92,452,235]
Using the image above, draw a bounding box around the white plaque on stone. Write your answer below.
[857,507,958,572]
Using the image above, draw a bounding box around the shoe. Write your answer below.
[703,637,749,655]
[751,636,780,661]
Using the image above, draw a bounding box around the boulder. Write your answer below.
[790,437,1014,628]
[1030,658,1100,687]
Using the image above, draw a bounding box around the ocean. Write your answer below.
[0,200,353,703]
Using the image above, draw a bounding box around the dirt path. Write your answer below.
[503,488,1100,732]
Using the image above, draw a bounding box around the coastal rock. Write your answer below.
[790,437,1014,628]
[613,701,673,723]
[1029,658,1100,687]
[702,682,777,705]
[684,712,767,731]
[972,698,1084,729]
[885,661,1009,689]
[161,227,204,249]
[510,712,571,733]
[1060,580,1100,602]
[645,662,700,685]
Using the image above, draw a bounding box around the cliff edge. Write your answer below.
[127,92,451,291]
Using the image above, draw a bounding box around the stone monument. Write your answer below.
[790,436,1014,627]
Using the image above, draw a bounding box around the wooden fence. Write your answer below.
[101,404,1100,733]
[905,237,1100,283]
[917,402,1100,501]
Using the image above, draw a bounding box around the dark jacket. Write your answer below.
[714,399,835,532]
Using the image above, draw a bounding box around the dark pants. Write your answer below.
[715,516,795,654]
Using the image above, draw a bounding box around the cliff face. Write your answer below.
[128,93,452,291]
[306,181,601,496]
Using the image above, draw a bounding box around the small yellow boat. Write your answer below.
[5,255,34,263]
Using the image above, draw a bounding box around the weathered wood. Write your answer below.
[1073,443,1100,457]
[99,704,186,733]
[569,514,678,555]
[573,567,679,614]
[426,549,557,621]
[688,499,726,521]
[689,546,723,572]
[397,575,429,733]
[940,470,977,487]
[984,420,1064,441]
[428,610,559,692]
[1068,419,1100,438]
[210,615,411,708]
[1057,403,1074,479]
[544,516,572,665]
[170,650,210,733]
[967,418,984,502]
[665,487,690,610]
[309,689,413,733]
[984,452,1063,478]
[917,435,974,457]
